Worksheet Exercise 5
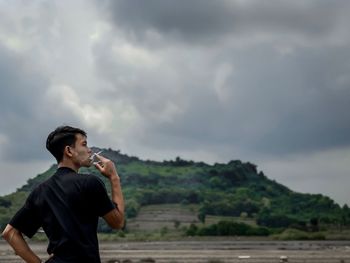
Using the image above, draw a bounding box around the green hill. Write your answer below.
[1,147,350,236]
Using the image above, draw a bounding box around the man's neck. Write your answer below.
[58,161,79,173]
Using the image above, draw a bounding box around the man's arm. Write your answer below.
[95,155,125,229]
[1,224,41,263]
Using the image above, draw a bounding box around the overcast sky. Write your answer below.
[0,0,349,206]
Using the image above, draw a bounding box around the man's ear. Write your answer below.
[64,146,74,158]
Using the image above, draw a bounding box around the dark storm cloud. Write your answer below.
[0,45,83,161]
[101,0,347,44]
[93,0,350,157]
[157,45,350,156]
[0,45,49,161]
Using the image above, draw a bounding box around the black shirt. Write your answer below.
[9,167,115,263]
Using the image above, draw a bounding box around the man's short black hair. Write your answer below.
[46,126,87,163]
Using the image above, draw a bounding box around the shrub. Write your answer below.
[187,220,271,237]
[275,228,325,240]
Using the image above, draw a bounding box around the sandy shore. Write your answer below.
[1,240,350,262]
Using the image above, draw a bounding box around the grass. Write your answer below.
[270,227,350,241]
[272,228,326,240]
[205,215,257,227]
[323,229,350,240]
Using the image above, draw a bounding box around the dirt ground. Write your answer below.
[1,240,350,263]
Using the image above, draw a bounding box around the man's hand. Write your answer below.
[94,154,119,179]
[94,154,125,229]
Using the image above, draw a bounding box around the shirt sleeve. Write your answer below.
[9,190,42,238]
[85,175,115,217]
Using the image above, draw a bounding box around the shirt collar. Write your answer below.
[55,167,77,175]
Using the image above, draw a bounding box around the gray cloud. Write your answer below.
[0,45,50,161]
[101,0,349,46]
[0,44,87,161]
[92,36,350,158]
[0,0,110,162]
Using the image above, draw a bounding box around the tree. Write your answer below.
[198,211,206,223]
[309,217,319,232]
[186,224,198,236]
[174,220,181,229]
[0,197,11,208]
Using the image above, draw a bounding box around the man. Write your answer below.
[1,126,125,263]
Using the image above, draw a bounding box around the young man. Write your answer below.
[1,126,125,263]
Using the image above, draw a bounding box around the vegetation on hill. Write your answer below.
[1,147,350,237]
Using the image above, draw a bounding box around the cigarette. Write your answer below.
[89,150,103,160]
[94,150,103,156]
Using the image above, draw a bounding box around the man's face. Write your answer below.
[71,133,92,167]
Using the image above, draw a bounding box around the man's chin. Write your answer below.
[82,160,93,168]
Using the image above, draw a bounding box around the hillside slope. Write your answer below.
[1,147,349,232]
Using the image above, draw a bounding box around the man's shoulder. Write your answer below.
[30,178,50,195]
[82,173,104,184]
[83,174,108,194]
[25,179,49,205]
